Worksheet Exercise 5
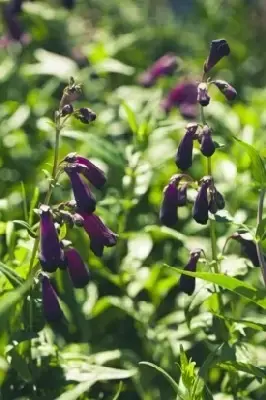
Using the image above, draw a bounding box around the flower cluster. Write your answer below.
[39,78,118,323]
[159,39,238,295]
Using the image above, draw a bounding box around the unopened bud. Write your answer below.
[197,83,210,107]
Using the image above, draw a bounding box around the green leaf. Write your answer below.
[139,361,179,394]
[218,361,266,381]
[13,220,37,238]
[112,382,123,400]
[29,186,39,226]
[169,267,266,310]
[256,217,266,241]
[120,101,138,134]
[20,182,28,221]
[0,261,24,288]
[233,136,266,186]
[10,348,31,382]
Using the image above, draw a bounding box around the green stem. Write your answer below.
[256,188,266,286]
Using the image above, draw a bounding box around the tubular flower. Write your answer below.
[231,232,261,267]
[75,107,96,124]
[204,39,230,73]
[161,81,198,118]
[159,180,179,227]
[65,248,90,288]
[192,178,211,225]
[212,80,237,101]
[138,53,178,87]
[79,212,118,257]
[41,275,63,322]
[175,123,198,171]
[199,126,215,157]
[39,205,66,272]
[179,249,202,295]
[64,153,106,189]
[177,184,188,207]
[197,82,210,107]
[64,166,96,213]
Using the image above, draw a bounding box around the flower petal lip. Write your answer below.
[64,166,96,213]
[64,153,106,189]
[39,205,66,272]
[192,180,210,225]
[204,39,230,73]
[65,248,90,288]
[79,212,118,257]
[41,275,63,322]
[179,249,201,295]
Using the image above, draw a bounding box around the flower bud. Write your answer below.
[159,181,179,227]
[192,179,210,225]
[41,275,63,323]
[61,104,74,117]
[60,77,82,108]
[75,108,96,124]
[197,83,210,107]
[65,248,90,288]
[72,213,84,227]
[231,232,260,267]
[212,80,237,101]
[204,39,230,73]
[175,124,198,171]
[179,249,201,295]
[199,126,215,157]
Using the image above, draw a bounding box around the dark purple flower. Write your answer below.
[61,104,74,117]
[62,0,75,9]
[64,166,96,213]
[212,80,237,101]
[175,123,198,171]
[179,249,202,295]
[65,248,90,288]
[39,205,66,272]
[231,233,260,267]
[64,153,106,189]
[192,179,210,225]
[159,181,179,227]
[79,212,118,257]
[41,275,63,322]
[197,83,210,107]
[138,53,178,87]
[161,81,198,118]
[177,184,188,206]
[3,2,24,42]
[204,39,230,73]
[215,190,225,210]
[75,108,96,124]
[199,126,215,157]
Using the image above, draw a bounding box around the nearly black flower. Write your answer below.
[61,104,74,117]
[62,0,75,9]
[161,81,198,118]
[192,179,210,225]
[79,212,118,257]
[138,53,178,87]
[2,0,24,42]
[65,248,90,288]
[179,249,202,295]
[159,180,179,227]
[199,126,215,157]
[231,232,260,267]
[204,39,230,73]
[64,153,106,189]
[39,205,66,272]
[41,275,63,322]
[75,108,96,124]
[177,184,188,206]
[197,83,210,107]
[175,123,198,171]
[64,166,96,213]
[212,80,237,101]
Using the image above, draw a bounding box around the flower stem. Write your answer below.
[256,188,266,286]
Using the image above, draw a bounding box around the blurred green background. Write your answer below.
[1,0,266,399]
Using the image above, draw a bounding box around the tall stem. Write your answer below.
[256,188,266,285]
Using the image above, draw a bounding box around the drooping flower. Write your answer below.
[231,232,260,267]
[64,153,106,189]
[65,248,90,288]
[41,275,63,322]
[39,205,66,272]
[199,125,215,157]
[204,39,230,73]
[177,184,188,207]
[179,249,202,295]
[62,0,75,9]
[79,212,118,257]
[2,0,25,42]
[159,180,179,227]
[161,81,198,118]
[61,104,74,117]
[212,80,237,101]
[64,166,96,213]
[192,178,210,225]
[74,108,96,124]
[175,123,198,171]
[138,53,178,87]
[197,82,210,107]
